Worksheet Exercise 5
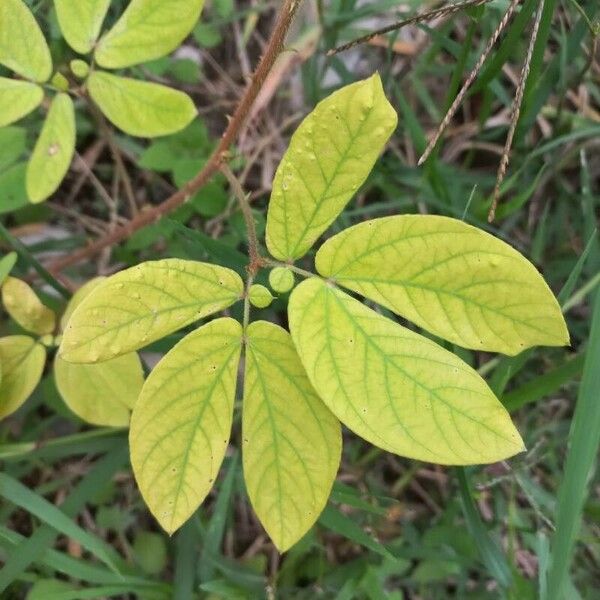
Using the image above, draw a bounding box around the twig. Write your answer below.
[220,164,263,273]
[44,0,304,275]
[327,0,494,56]
[418,0,521,166]
[489,0,545,222]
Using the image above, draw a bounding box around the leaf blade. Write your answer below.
[88,71,197,138]
[95,0,206,69]
[26,93,76,203]
[0,336,46,419]
[265,73,398,260]
[244,321,341,551]
[288,278,524,465]
[0,78,43,127]
[2,276,56,335]
[54,0,111,54]
[59,259,243,363]
[54,353,144,427]
[316,215,568,355]
[129,318,242,534]
[0,0,52,82]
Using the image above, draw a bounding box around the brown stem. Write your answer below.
[45,0,303,275]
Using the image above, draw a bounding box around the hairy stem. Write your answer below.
[220,164,263,273]
[45,0,304,275]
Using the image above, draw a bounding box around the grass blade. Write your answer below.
[0,445,128,591]
[545,290,600,599]
[456,468,512,587]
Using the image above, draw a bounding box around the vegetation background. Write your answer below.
[0,0,598,598]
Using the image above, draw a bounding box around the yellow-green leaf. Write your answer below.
[2,276,56,335]
[265,74,397,261]
[54,353,144,427]
[0,78,43,127]
[87,71,197,138]
[0,0,52,82]
[60,276,106,332]
[0,336,46,419]
[59,259,243,363]
[244,321,341,551]
[130,318,242,534]
[54,0,111,54]
[95,0,206,69]
[0,252,18,286]
[289,278,525,465]
[316,215,569,355]
[26,93,76,203]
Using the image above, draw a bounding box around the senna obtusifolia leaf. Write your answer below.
[87,71,197,138]
[0,336,46,419]
[54,354,144,427]
[54,0,111,54]
[243,321,341,552]
[129,318,242,534]
[266,73,397,261]
[289,278,525,465]
[316,215,569,355]
[95,0,206,69]
[59,259,243,363]
[0,78,43,127]
[0,0,52,82]
[1,277,56,335]
[26,93,76,203]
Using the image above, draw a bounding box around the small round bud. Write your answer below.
[70,59,89,79]
[268,267,295,293]
[249,284,273,309]
[40,334,55,347]
[51,72,69,91]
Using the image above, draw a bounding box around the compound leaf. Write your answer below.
[54,0,111,54]
[0,336,46,419]
[59,259,243,363]
[26,93,76,203]
[87,71,197,138]
[95,0,206,69]
[54,353,144,427]
[130,318,242,534]
[244,321,341,552]
[288,278,524,465]
[0,78,43,127]
[316,215,569,355]
[0,0,52,82]
[266,73,397,261]
[2,276,56,335]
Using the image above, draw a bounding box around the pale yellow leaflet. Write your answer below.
[95,0,206,69]
[54,0,111,54]
[0,336,46,419]
[244,321,341,551]
[316,215,568,355]
[0,0,52,82]
[0,78,44,128]
[130,318,242,534]
[289,278,525,465]
[59,259,243,363]
[87,71,197,138]
[266,74,397,261]
[2,277,56,335]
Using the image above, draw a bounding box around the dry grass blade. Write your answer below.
[418,0,521,166]
[327,0,495,56]
[489,0,545,222]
